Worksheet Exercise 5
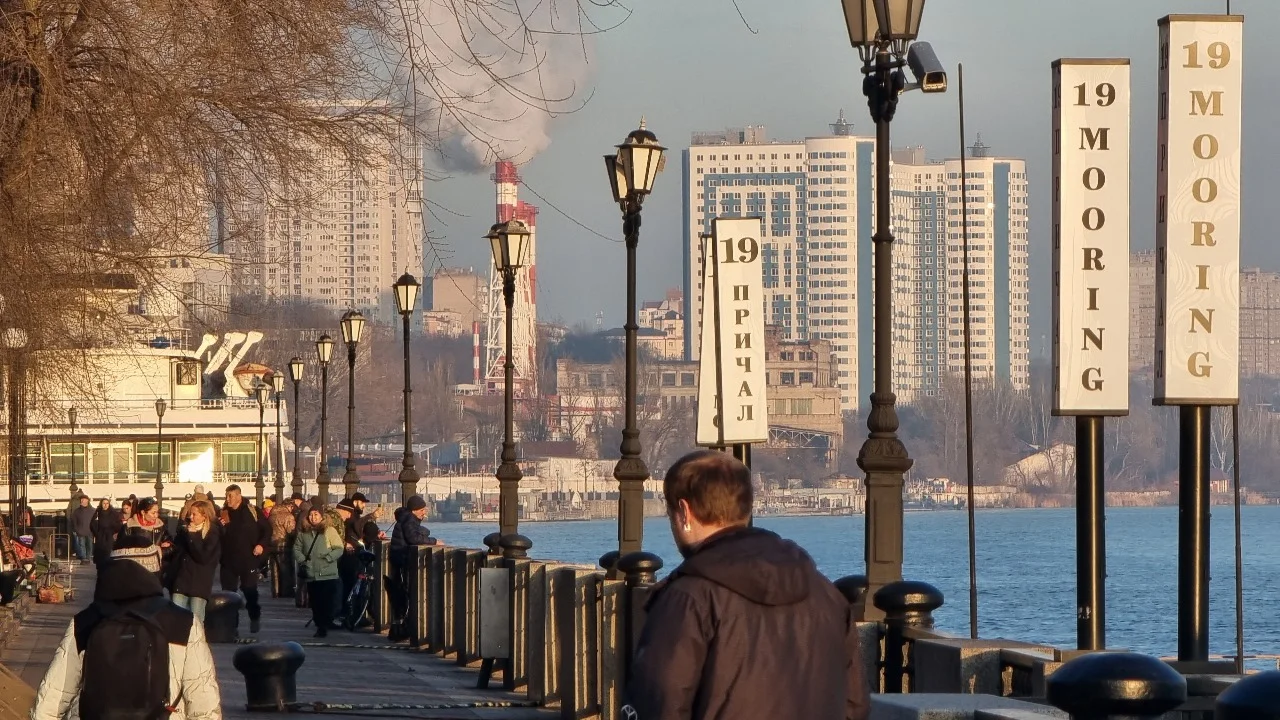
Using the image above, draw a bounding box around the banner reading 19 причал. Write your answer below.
[1052,58,1131,417]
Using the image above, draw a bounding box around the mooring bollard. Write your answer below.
[233,642,306,712]
[834,574,869,621]
[1215,669,1280,720]
[205,591,246,644]
[483,532,502,557]
[616,550,664,683]
[598,550,621,574]
[873,580,944,693]
[1046,652,1187,719]
[500,533,532,560]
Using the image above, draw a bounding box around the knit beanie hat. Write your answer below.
[111,535,161,573]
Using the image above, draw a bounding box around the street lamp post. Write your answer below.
[486,220,532,539]
[393,273,421,504]
[340,310,366,499]
[604,120,666,557]
[68,407,78,496]
[154,398,166,512]
[315,335,334,503]
[2,325,29,538]
[255,380,269,507]
[271,371,285,502]
[840,0,940,617]
[289,357,304,496]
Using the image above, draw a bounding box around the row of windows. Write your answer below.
[43,441,259,482]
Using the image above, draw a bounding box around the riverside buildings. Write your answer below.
[683,116,1029,410]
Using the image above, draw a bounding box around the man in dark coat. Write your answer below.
[69,496,96,564]
[217,484,270,633]
[89,499,123,568]
[623,450,870,720]
[385,496,435,642]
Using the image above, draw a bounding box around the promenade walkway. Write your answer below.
[0,567,552,719]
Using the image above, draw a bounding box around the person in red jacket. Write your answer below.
[623,450,870,720]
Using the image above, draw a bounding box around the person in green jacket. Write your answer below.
[293,507,344,637]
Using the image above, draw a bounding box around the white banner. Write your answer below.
[1051,59,1131,416]
[1155,15,1242,405]
[696,217,768,445]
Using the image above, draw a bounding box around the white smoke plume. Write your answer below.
[390,0,618,173]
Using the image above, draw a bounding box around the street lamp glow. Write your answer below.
[315,334,334,365]
[614,120,667,199]
[840,0,880,47]
[271,371,284,394]
[877,0,926,42]
[340,309,366,346]
[487,220,532,272]
[289,356,304,383]
[393,272,420,316]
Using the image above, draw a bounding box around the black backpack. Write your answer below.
[74,597,191,720]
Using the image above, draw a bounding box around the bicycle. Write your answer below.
[342,548,377,631]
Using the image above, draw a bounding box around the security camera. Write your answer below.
[907,42,947,93]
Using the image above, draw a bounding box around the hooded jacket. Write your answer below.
[293,522,344,582]
[30,560,222,720]
[624,527,869,720]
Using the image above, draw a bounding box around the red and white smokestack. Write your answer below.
[494,161,519,223]
[472,320,481,385]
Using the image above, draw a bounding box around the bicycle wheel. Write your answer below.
[344,579,372,631]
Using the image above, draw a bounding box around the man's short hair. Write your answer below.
[663,450,752,525]
[226,484,242,494]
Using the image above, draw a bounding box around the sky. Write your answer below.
[421,0,1277,344]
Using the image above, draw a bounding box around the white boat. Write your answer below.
[2,331,309,516]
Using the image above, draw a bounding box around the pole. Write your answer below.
[857,47,913,618]
[317,362,330,504]
[6,358,18,539]
[958,62,980,641]
[343,342,358,499]
[1076,415,1106,649]
[1177,404,1211,662]
[291,378,302,495]
[497,271,522,537]
[399,311,419,504]
[155,412,165,512]
[274,392,284,502]
[1230,404,1244,673]
[256,399,265,507]
[69,415,77,496]
[613,206,650,557]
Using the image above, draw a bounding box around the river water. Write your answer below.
[426,505,1280,663]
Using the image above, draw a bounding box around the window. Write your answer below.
[680,373,696,386]
[661,373,677,387]
[136,442,173,475]
[780,371,795,385]
[799,371,815,384]
[47,443,86,482]
[221,441,257,475]
[792,398,813,415]
[179,442,216,483]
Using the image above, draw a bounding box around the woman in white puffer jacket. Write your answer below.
[30,537,222,720]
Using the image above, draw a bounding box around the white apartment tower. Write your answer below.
[684,119,1028,410]
[228,130,425,324]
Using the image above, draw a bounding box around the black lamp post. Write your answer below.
[315,335,334,503]
[255,379,269,507]
[2,324,29,538]
[289,356,304,496]
[154,398,166,512]
[840,0,937,618]
[393,272,421,504]
[486,219,532,538]
[604,120,666,556]
[68,407,78,496]
[271,370,285,502]
[340,310,366,499]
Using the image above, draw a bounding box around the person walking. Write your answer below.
[334,498,361,622]
[122,497,174,584]
[622,450,870,720]
[69,495,96,565]
[169,500,221,622]
[89,498,123,568]
[218,484,270,633]
[386,495,436,642]
[269,494,300,598]
[29,535,222,720]
[293,507,344,638]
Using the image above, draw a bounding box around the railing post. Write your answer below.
[615,550,663,701]
[873,580,944,693]
[1215,669,1280,720]
[453,549,484,665]
[500,534,533,690]
[371,539,390,634]
[1046,652,1187,719]
[440,545,456,657]
[409,545,430,648]
[554,568,600,720]
[834,574,870,621]
[427,545,447,653]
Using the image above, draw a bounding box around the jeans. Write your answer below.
[73,535,92,561]
[171,593,208,622]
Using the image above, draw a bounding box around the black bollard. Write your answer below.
[615,551,664,682]
[1046,652,1187,719]
[1215,669,1280,720]
[598,550,621,573]
[233,642,306,712]
[205,591,246,644]
[483,532,503,557]
[499,533,533,560]
[616,551,663,587]
[873,580,944,693]
[834,574,870,621]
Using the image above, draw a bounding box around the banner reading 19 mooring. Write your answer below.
[1154,14,1242,405]
[696,217,768,446]
[1051,58,1131,416]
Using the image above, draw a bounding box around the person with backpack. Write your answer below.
[29,534,222,720]
[217,484,270,634]
[169,500,221,622]
[292,506,343,638]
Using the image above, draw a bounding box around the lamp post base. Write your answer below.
[613,455,649,558]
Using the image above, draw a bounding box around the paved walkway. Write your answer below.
[0,567,551,719]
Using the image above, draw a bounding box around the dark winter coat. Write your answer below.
[352,511,381,548]
[70,505,96,538]
[218,501,270,574]
[388,513,435,568]
[169,523,222,599]
[623,527,870,720]
[90,508,124,564]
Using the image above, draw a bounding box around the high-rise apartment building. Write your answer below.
[683,117,1028,410]
[227,129,425,325]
